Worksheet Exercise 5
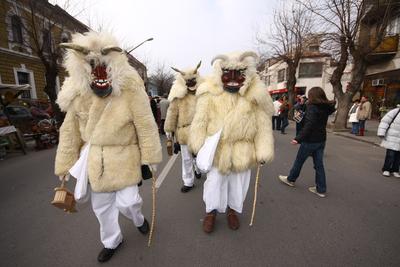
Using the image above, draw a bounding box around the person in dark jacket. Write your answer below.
[278,87,335,198]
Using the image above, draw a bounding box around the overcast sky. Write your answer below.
[53,0,278,75]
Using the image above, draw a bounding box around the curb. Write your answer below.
[333,132,381,147]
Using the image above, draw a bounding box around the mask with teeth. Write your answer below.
[60,38,123,98]
[90,63,112,97]
[221,68,246,93]
[171,61,202,93]
[211,51,259,95]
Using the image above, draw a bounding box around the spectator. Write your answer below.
[356,96,372,136]
[279,96,289,134]
[293,95,307,136]
[377,104,400,178]
[159,94,170,135]
[272,97,282,131]
[278,87,336,198]
[348,99,360,134]
[149,95,158,124]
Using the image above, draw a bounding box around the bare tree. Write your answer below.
[299,0,398,130]
[11,0,88,125]
[257,3,314,107]
[148,63,174,96]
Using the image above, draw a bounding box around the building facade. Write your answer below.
[0,0,148,102]
[362,4,400,117]
[261,52,352,101]
[0,0,89,101]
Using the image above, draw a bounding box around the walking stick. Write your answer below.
[249,164,261,227]
[148,172,156,247]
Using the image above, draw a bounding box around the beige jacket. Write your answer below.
[357,101,372,120]
[55,80,162,192]
[189,77,274,174]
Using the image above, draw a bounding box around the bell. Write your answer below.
[51,178,77,213]
[166,139,173,156]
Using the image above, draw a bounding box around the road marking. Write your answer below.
[156,154,178,189]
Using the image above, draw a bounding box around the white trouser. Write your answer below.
[203,167,251,214]
[181,145,195,186]
[91,185,145,249]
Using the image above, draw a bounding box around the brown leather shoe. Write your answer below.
[227,208,240,230]
[203,212,216,233]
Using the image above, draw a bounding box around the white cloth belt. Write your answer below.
[69,143,90,203]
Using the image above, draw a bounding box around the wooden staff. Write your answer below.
[249,164,261,227]
[147,173,156,247]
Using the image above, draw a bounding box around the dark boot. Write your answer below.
[203,211,216,233]
[137,218,149,235]
[97,242,122,262]
[195,171,202,179]
[357,128,364,136]
[227,208,240,230]
[181,185,194,193]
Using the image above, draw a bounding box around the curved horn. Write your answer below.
[101,45,123,55]
[194,60,202,74]
[211,55,228,66]
[239,51,259,62]
[59,43,89,55]
[171,67,185,76]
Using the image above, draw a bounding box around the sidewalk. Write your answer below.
[331,119,382,146]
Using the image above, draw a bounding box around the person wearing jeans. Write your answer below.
[287,142,326,193]
[278,87,335,197]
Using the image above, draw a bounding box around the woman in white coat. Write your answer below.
[377,105,400,177]
[348,100,360,134]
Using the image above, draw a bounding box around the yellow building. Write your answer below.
[0,0,90,101]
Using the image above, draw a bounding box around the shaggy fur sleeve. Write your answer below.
[55,110,82,176]
[254,107,274,163]
[188,94,209,154]
[164,99,178,133]
[130,89,162,164]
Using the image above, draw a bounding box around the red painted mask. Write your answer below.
[221,68,246,93]
[90,62,112,97]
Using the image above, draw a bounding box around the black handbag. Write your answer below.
[174,142,181,154]
[141,165,153,180]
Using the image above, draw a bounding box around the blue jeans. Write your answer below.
[359,120,366,129]
[351,122,359,134]
[382,149,400,173]
[288,142,327,193]
[280,116,289,133]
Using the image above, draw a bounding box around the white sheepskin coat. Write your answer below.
[164,69,202,145]
[55,32,162,192]
[189,52,274,174]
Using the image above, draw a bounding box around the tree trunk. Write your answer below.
[286,62,297,119]
[333,93,353,131]
[44,69,64,126]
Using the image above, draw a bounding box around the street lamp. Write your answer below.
[126,37,154,54]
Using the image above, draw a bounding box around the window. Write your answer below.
[17,72,31,98]
[11,15,23,44]
[299,62,323,78]
[309,45,319,52]
[42,29,52,53]
[277,69,286,83]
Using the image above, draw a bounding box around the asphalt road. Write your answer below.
[1,124,399,267]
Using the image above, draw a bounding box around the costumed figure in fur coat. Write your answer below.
[189,51,274,233]
[55,32,162,262]
[164,61,203,193]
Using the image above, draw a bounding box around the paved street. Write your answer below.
[1,123,399,267]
